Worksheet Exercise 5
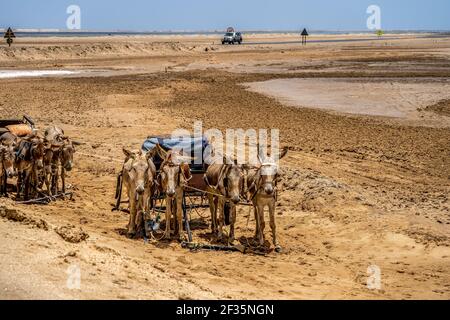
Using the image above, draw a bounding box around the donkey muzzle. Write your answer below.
[6,169,15,178]
[231,195,240,204]
[36,160,44,170]
[65,161,73,171]
[264,185,274,195]
[167,189,176,198]
[136,185,145,194]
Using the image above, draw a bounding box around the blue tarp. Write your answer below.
[142,135,209,171]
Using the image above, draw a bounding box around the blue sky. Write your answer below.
[1,0,449,31]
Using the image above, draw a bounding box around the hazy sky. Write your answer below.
[1,0,449,31]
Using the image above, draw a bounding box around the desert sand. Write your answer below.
[0,33,449,300]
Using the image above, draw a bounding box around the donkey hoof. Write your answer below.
[275,245,282,253]
[126,232,136,239]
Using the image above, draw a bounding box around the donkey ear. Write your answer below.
[122,148,133,158]
[155,143,167,159]
[257,144,264,164]
[145,148,155,160]
[279,147,288,160]
[181,163,192,181]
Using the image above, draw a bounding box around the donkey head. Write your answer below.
[256,146,288,195]
[222,159,245,204]
[30,137,46,170]
[0,144,15,178]
[158,147,191,198]
[60,138,75,171]
[123,148,151,195]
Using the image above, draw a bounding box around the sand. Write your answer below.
[245,78,450,126]
[0,33,449,300]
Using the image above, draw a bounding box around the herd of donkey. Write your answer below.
[1,124,288,252]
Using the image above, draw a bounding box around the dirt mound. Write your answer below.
[422,99,450,117]
[55,224,89,243]
[280,167,351,211]
[0,41,193,62]
[0,205,49,230]
[406,226,450,247]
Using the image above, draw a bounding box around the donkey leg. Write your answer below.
[253,205,260,239]
[257,204,265,246]
[207,192,217,234]
[269,200,281,252]
[127,196,137,237]
[44,170,52,196]
[163,198,172,239]
[229,203,237,244]
[4,173,9,197]
[0,174,4,197]
[176,191,184,241]
[217,199,225,240]
[51,166,58,195]
[61,168,66,199]
[0,173,4,197]
[24,171,31,201]
[16,171,22,199]
[54,167,60,194]
[134,196,144,237]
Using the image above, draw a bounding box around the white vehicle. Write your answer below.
[222,31,242,45]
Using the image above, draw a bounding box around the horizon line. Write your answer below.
[2,28,450,34]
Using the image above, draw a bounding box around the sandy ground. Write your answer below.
[245,78,450,126]
[0,33,449,300]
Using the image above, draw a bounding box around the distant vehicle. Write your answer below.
[222,31,242,45]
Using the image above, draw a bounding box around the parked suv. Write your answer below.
[222,32,242,45]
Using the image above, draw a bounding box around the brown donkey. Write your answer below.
[154,145,192,241]
[204,156,246,243]
[120,148,157,238]
[247,146,288,252]
[43,126,76,196]
[15,136,46,200]
[0,144,16,197]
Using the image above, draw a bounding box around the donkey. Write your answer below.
[44,126,65,144]
[0,132,19,146]
[0,144,16,197]
[247,146,288,252]
[121,148,157,238]
[43,126,76,196]
[204,156,246,243]
[15,135,46,200]
[154,144,192,241]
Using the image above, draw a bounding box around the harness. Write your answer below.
[248,162,279,202]
[157,159,192,192]
[16,141,32,162]
[204,163,228,196]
